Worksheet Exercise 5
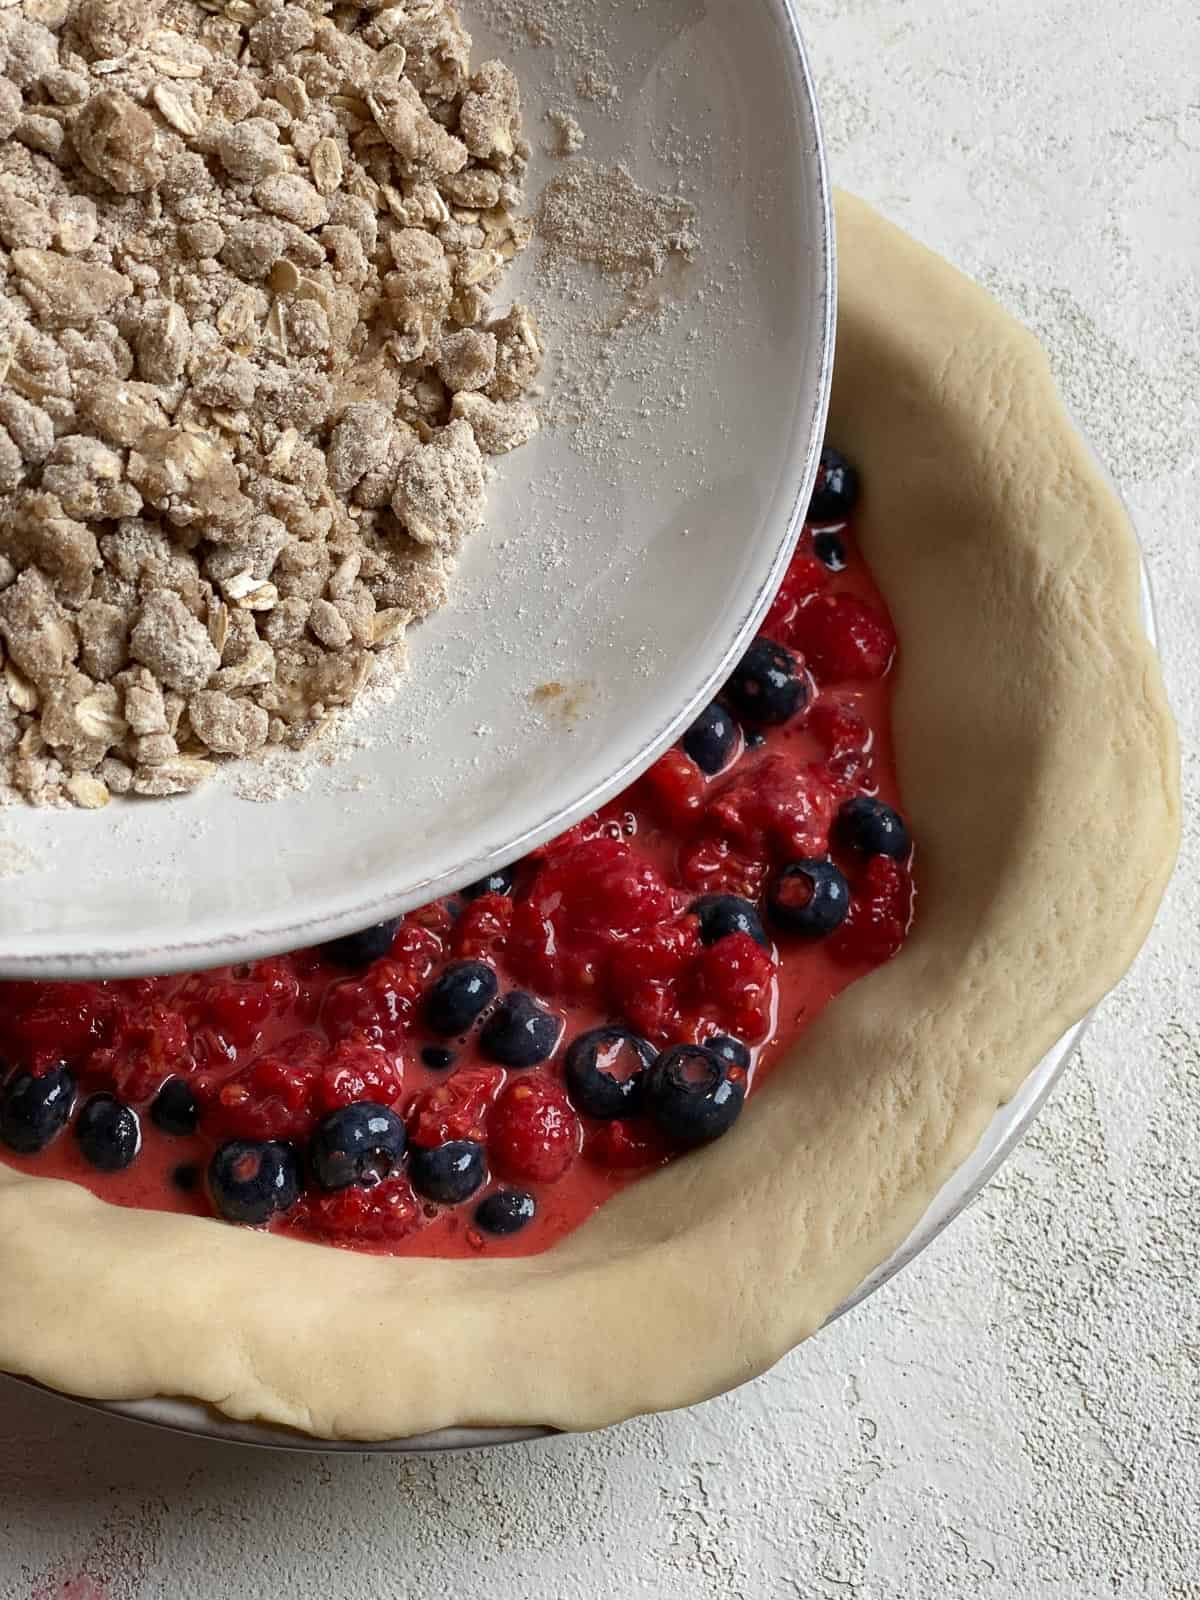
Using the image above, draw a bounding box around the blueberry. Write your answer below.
[682,701,738,776]
[769,859,851,937]
[645,1045,746,1145]
[462,866,515,899]
[836,797,911,861]
[425,959,499,1037]
[708,1034,751,1071]
[75,1094,141,1173]
[208,1140,301,1225]
[691,894,769,949]
[475,1187,536,1236]
[410,1139,487,1205]
[421,1045,456,1071]
[172,1163,200,1194]
[480,991,563,1068]
[0,1065,75,1155]
[309,1103,406,1192]
[808,445,860,524]
[320,918,401,970]
[813,529,848,571]
[151,1075,199,1137]
[564,1027,655,1119]
[725,639,809,727]
[746,731,767,750]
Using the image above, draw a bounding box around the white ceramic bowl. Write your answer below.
[0,0,833,979]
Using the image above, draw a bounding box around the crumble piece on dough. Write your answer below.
[0,0,540,809]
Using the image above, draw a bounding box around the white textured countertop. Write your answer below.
[2,2,1198,1595]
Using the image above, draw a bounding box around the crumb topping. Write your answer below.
[0,0,542,807]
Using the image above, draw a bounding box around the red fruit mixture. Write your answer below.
[0,451,915,1258]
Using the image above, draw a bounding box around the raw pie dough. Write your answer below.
[0,193,1179,1442]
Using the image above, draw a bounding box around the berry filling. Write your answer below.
[0,448,916,1258]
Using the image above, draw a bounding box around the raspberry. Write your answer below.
[789,594,896,683]
[678,835,770,899]
[641,748,708,829]
[552,838,677,939]
[408,900,457,939]
[510,837,679,998]
[762,553,828,642]
[489,1075,580,1184]
[689,931,777,1043]
[707,754,835,862]
[620,981,682,1043]
[610,920,777,1047]
[829,856,914,966]
[506,898,570,995]
[451,892,513,961]
[266,953,324,1021]
[87,1002,193,1102]
[508,898,607,997]
[607,918,701,1044]
[321,928,439,1048]
[193,975,274,1048]
[391,919,445,973]
[287,1175,421,1244]
[807,702,875,797]
[313,1037,404,1117]
[257,955,305,1008]
[525,814,609,865]
[586,1118,672,1170]
[824,754,876,802]
[203,1054,315,1144]
[407,1066,504,1149]
[670,1011,729,1047]
[608,918,701,989]
[3,981,116,1069]
[807,701,870,762]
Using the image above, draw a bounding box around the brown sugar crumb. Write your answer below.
[0,0,541,809]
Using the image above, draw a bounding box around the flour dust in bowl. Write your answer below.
[0,0,832,977]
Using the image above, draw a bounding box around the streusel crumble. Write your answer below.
[0,0,542,808]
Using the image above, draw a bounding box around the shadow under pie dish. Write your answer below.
[0,194,1178,1442]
